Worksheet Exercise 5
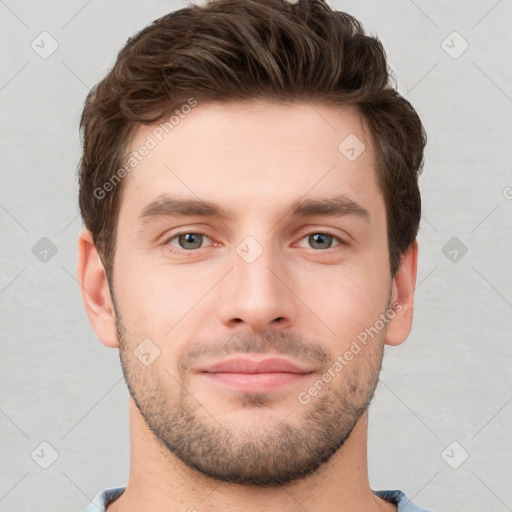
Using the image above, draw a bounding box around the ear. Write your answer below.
[385,239,418,347]
[77,228,119,348]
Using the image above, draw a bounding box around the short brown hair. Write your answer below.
[79,0,426,284]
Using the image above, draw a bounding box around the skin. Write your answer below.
[78,100,418,512]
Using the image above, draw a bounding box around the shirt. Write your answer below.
[81,486,432,511]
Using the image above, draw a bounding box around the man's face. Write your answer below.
[112,100,394,486]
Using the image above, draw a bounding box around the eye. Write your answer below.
[163,230,346,253]
[297,231,345,250]
[166,232,212,250]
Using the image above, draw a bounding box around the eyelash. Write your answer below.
[163,230,348,253]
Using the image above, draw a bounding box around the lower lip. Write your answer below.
[200,372,311,393]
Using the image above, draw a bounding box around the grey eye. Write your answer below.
[308,233,335,250]
[176,233,204,250]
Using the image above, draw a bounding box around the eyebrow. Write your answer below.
[137,193,370,224]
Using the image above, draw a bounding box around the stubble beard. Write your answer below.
[116,319,385,487]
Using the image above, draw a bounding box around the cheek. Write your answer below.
[115,236,390,348]
[114,272,168,340]
[295,264,388,343]
[116,261,224,344]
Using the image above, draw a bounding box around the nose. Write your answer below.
[218,236,297,333]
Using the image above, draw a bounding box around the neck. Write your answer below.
[107,399,395,512]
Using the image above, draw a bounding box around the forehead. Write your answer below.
[118,100,383,224]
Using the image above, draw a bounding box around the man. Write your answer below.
[77,0,430,510]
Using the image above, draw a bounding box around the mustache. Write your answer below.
[178,331,330,373]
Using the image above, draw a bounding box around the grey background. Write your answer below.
[1,0,511,511]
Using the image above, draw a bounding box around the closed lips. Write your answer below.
[196,357,313,374]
